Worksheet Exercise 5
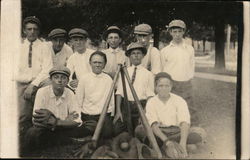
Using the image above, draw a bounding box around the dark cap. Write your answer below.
[134,24,152,35]
[23,16,41,27]
[102,26,124,40]
[68,28,88,38]
[125,42,147,57]
[49,66,71,77]
[48,28,67,39]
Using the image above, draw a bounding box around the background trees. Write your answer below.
[22,0,243,69]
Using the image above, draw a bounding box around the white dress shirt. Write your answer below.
[116,65,155,101]
[145,93,190,127]
[76,72,114,115]
[47,42,73,67]
[141,45,162,75]
[16,39,53,86]
[127,45,162,75]
[102,47,129,76]
[33,85,82,124]
[66,48,95,82]
[161,40,195,81]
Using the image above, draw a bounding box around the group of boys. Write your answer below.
[17,16,205,158]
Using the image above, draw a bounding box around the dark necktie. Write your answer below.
[28,42,33,68]
[131,66,137,85]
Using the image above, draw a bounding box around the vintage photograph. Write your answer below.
[1,0,249,159]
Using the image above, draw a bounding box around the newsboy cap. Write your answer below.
[168,19,186,29]
[48,28,67,39]
[125,42,147,57]
[103,26,124,40]
[49,66,71,77]
[134,24,152,35]
[68,28,88,38]
[23,16,41,27]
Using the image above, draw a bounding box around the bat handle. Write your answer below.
[122,66,163,158]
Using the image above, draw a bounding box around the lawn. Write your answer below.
[27,77,237,159]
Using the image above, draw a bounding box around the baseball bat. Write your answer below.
[122,66,163,158]
[92,65,121,142]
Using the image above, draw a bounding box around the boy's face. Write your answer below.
[107,33,121,49]
[135,34,151,47]
[51,73,69,90]
[70,37,86,52]
[129,49,144,66]
[23,22,39,42]
[169,28,185,43]
[90,54,106,74]
[52,37,65,53]
[155,77,172,98]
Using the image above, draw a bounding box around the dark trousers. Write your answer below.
[17,79,51,137]
[70,112,114,139]
[135,125,203,147]
[22,113,113,156]
[172,80,200,125]
[113,99,147,136]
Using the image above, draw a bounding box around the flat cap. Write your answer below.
[68,28,88,38]
[168,19,186,29]
[103,26,124,40]
[134,24,152,35]
[23,16,41,27]
[125,42,147,57]
[48,28,67,39]
[49,66,71,77]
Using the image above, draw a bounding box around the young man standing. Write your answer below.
[23,66,82,156]
[133,24,162,75]
[161,20,198,125]
[75,51,114,138]
[114,42,155,135]
[66,28,95,89]
[16,16,53,140]
[47,28,73,67]
[102,26,128,78]
[135,72,206,158]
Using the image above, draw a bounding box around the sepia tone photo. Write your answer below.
[1,0,249,159]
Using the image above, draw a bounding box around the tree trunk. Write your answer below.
[153,25,160,49]
[203,38,206,53]
[214,20,226,69]
[226,24,231,55]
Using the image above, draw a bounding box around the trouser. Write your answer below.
[17,78,51,137]
[134,125,205,147]
[172,80,200,125]
[69,112,114,139]
[22,112,113,156]
[22,126,82,157]
[113,99,147,136]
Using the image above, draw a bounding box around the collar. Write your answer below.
[169,39,187,48]
[108,47,122,53]
[49,85,66,99]
[157,94,172,105]
[90,71,104,78]
[24,38,40,45]
[131,64,142,69]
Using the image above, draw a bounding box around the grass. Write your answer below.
[25,77,237,159]
[195,67,237,76]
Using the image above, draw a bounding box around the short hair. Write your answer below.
[89,51,107,64]
[155,72,173,86]
[23,16,41,29]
